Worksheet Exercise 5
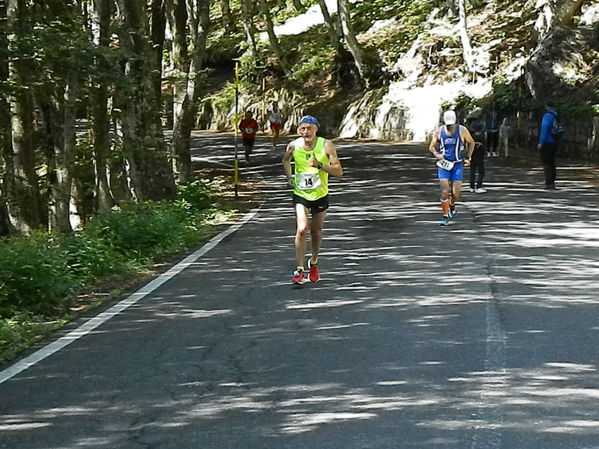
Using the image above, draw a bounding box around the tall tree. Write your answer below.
[4,0,44,233]
[38,0,83,233]
[220,0,234,32]
[89,0,114,212]
[166,0,210,184]
[0,0,12,235]
[291,0,304,12]
[114,0,176,201]
[555,0,586,27]
[167,0,192,182]
[257,0,289,75]
[457,0,475,72]
[240,0,257,58]
[337,0,366,83]
[318,0,342,52]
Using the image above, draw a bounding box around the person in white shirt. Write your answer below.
[267,104,284,150]
[499,117,512,157]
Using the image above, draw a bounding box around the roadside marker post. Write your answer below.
[234,61,240,199]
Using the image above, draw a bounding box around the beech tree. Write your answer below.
[337,0,367,83]
[5,0,44,233]
[167,0,211,183]
[220,0,234,32]
[114,0,175,201]
[89,0,114,212]
[240,0,257,58]
[457,0,475,72]
[258,0,289,75]
[317,0,342,52]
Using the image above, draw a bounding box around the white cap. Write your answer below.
[443,110,457,125]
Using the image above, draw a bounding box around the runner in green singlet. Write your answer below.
[282,115,343,285]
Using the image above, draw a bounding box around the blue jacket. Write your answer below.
[539,110,557,145]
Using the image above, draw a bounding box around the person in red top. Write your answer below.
[239,111,259,162]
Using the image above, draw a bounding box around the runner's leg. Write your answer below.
[294,203,310,269]
[440,178,451,217]
[309,210,326,265]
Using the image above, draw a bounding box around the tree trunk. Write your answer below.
[457,0,475,72]
[114,0,176,201]
[240,0,257,58]
[90,0,114,212]
[220,0,235,32]
[47,72,77,234]
[337,0,366,83]
[167,0,192,183]
[318,0,342,51]
[258,0,289,75]
[555,0,585,27]
[292,0,304,12]
[186,0,210,135]
[447,0,458,17]
[5,0,44,234]
[0,0,12,235]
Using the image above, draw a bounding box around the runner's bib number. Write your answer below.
[436,159,455,171]
[297,173,321,191]
[244,128,254,134]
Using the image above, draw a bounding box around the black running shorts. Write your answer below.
[293,193,329,215]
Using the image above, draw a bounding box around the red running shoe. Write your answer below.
[291,270,304,285]
[308,260,320,282]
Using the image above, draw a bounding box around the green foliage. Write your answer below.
[0,313,69,364]
[0,233,77,318]
[0,180,217,322]
[61,233,131,284]
[352,0,409,32]
[176,179,214,212]
[88,202,197,262]
[288,42,333,84]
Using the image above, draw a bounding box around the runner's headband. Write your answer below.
[299,115,320,127]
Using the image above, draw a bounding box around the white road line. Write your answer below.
[0,207,261,385]
[471,259,507,449]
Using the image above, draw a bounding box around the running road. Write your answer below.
[1,134,599,449]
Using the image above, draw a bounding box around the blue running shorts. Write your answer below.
[438,162,464,182]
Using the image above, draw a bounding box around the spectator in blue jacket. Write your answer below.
[538,101,559,190]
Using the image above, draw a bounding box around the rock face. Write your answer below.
[526,26,598,101]
[334,3,599,160]
[202,1,598,160]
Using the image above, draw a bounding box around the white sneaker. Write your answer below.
[469,188,475,192]
[475,187,487,193]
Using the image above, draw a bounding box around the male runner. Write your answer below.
[429,110,475,226]
[282,115,343,285]
[239,111,259,162]
[267,104,284,150]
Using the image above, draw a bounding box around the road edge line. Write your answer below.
[0,207,261,385]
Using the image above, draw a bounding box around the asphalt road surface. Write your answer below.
[2,134,599,449]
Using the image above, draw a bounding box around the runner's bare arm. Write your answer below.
[319,140,343,177]
[429,129,442,159]
[282,141,295,186]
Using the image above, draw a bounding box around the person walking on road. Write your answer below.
[499,117,512,158]
[282,115,343,285]
[485,103,500,157]
[429,110,476,226]
[538,101,560,190]
[267,104,285,150]
[469,121,487,194]
[239,111,259,163]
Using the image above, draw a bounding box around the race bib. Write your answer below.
[297,172,321,191]
[436,159,455,171]
[244,128,254,134]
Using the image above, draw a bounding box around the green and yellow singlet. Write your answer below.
[292,137,330,201]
